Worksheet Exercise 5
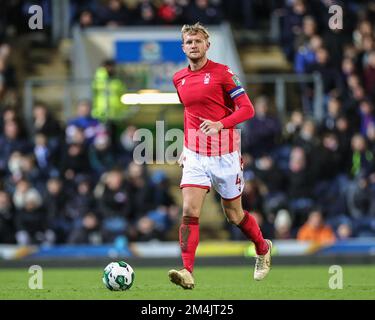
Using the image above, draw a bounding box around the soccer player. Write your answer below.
[168,22,272,289]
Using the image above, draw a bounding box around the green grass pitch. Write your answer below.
[0,265,374,300]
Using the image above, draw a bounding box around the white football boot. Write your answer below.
[168,268,195,289]
[254,239,272,281]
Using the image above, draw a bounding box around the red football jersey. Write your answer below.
[173,59,253,156]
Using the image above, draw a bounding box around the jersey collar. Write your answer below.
[187,59,210,73]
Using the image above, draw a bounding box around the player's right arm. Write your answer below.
[173,74,184,166]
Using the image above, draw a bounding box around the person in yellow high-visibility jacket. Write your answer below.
[92,59,128,121]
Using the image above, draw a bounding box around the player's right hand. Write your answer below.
[199,117,224,135]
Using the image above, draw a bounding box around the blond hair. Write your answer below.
[181,22,210,42]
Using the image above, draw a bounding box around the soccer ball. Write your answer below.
[102,261,135,291]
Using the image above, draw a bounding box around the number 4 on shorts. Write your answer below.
[235,174,241,185]
[235,174,241,192]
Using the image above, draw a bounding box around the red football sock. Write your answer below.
[238,210,268,255]
[179,216,199,273]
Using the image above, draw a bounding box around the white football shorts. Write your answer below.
[180,146,244,200]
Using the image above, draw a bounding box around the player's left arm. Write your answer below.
[219,69,255,128]
[219,92,254,128]
[199,68,255,135]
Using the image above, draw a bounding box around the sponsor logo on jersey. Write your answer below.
[232,75,242,87]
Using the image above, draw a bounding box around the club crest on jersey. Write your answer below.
[204,73,210,84]
[182,79,185,85]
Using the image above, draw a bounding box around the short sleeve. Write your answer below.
[222,67,245,100]
[173,75,183,104]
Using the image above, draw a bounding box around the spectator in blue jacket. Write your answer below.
[66,100,104,146]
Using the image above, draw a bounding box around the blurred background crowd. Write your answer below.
[1,0,375,247]
[0,100,179,245]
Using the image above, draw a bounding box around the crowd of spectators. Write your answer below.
[224,0,375,244]
[0,0,224,37]
[71,0,223,28]
[0,101,179,245]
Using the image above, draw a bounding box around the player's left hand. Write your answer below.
[199,118,224,135]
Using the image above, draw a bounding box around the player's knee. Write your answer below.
[182,205,200,217]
